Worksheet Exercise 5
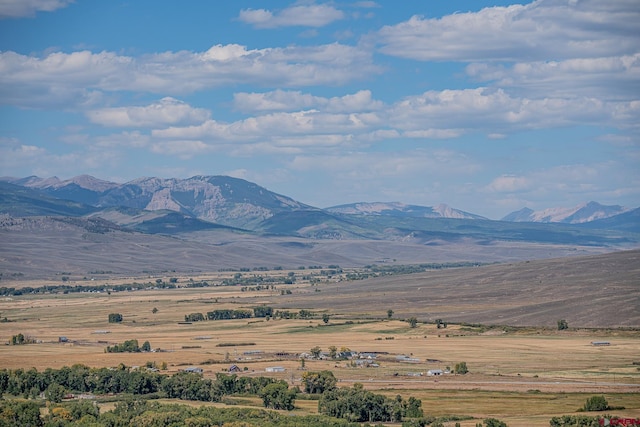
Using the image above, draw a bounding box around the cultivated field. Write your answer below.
[1,251,639,426]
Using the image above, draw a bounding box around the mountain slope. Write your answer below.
[0,181,97,217]
[327,202,486,220]
[0,175,314,230]
[97,175,312,229]
[258,209,380,239]
[577,207,640,233]
[502,201,630,224]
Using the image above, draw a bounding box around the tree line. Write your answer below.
[184,307,317,322]
[0,364,287,403]
[0,399,373,427]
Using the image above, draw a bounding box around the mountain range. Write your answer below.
[2,174,635,225]
[1,174,639,280]
[501,201,631,224]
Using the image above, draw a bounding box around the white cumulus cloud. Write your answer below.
[86,98,211,128]
[466,54,640,101]
[0,44,379,109]
[233,89,383,113]
[0,0,73,18]
[377,0,640,62]
[239,3,344,29]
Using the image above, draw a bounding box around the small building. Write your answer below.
[427,369,443,376]
[591,341,611,346]
[396,355,420,363]
[183,367,203,373]
[265,366,285,373]
[360,352,379,359]
[339,351,357,359]
[228,364,241,372]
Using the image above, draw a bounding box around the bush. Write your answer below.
[484,418,509,427]
[108,313,123,323]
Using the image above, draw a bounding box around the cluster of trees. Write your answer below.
[302,370,337,394]
[301,371,423,423]
[105,339,151,353]
[0,280,181,297]
[344,262,485,281]
[184,307,317,323]
[0,365,284,404]
[549,415,612,427]
[221,272,295,287]
[259,382,297,410]
[185,309,254,322]
[10,333,35,345]
[0,364,162,399]
[0,399,372,427]
[318,383,423,423]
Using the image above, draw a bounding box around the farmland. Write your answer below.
[1,250,639,426]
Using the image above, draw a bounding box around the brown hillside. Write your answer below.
[274,249,640,328]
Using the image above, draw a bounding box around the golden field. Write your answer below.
[1,271,639,427]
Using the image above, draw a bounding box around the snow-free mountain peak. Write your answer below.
[502,201,630,224]
[326,201,485,219]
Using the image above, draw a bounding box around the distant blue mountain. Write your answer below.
[327,201,486,220]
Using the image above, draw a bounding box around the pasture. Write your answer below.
[1,259,639,426]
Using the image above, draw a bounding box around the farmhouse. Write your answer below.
[427,369,444,376]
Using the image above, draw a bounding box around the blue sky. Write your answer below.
[0,0,638,219]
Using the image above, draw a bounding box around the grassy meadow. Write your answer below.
[1,271,639,426]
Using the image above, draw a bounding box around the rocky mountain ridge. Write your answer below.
[1,175,636,227]
[502,201,631,224]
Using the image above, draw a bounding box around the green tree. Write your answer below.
[141,341,151,352]
[45,383,66,403]
[387,309,394,319]
[328,345,337,359]
[405,396,423,418]
[0,400,43,426]
[322,313,330,324]
[11,333,25,345]
[454,362,468,375]
[259,382,296,410]
[407,317,418,328]
[582,395,609,411]
[310,346,322,359]
[301,370,337,394]
[557,319,569,330]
